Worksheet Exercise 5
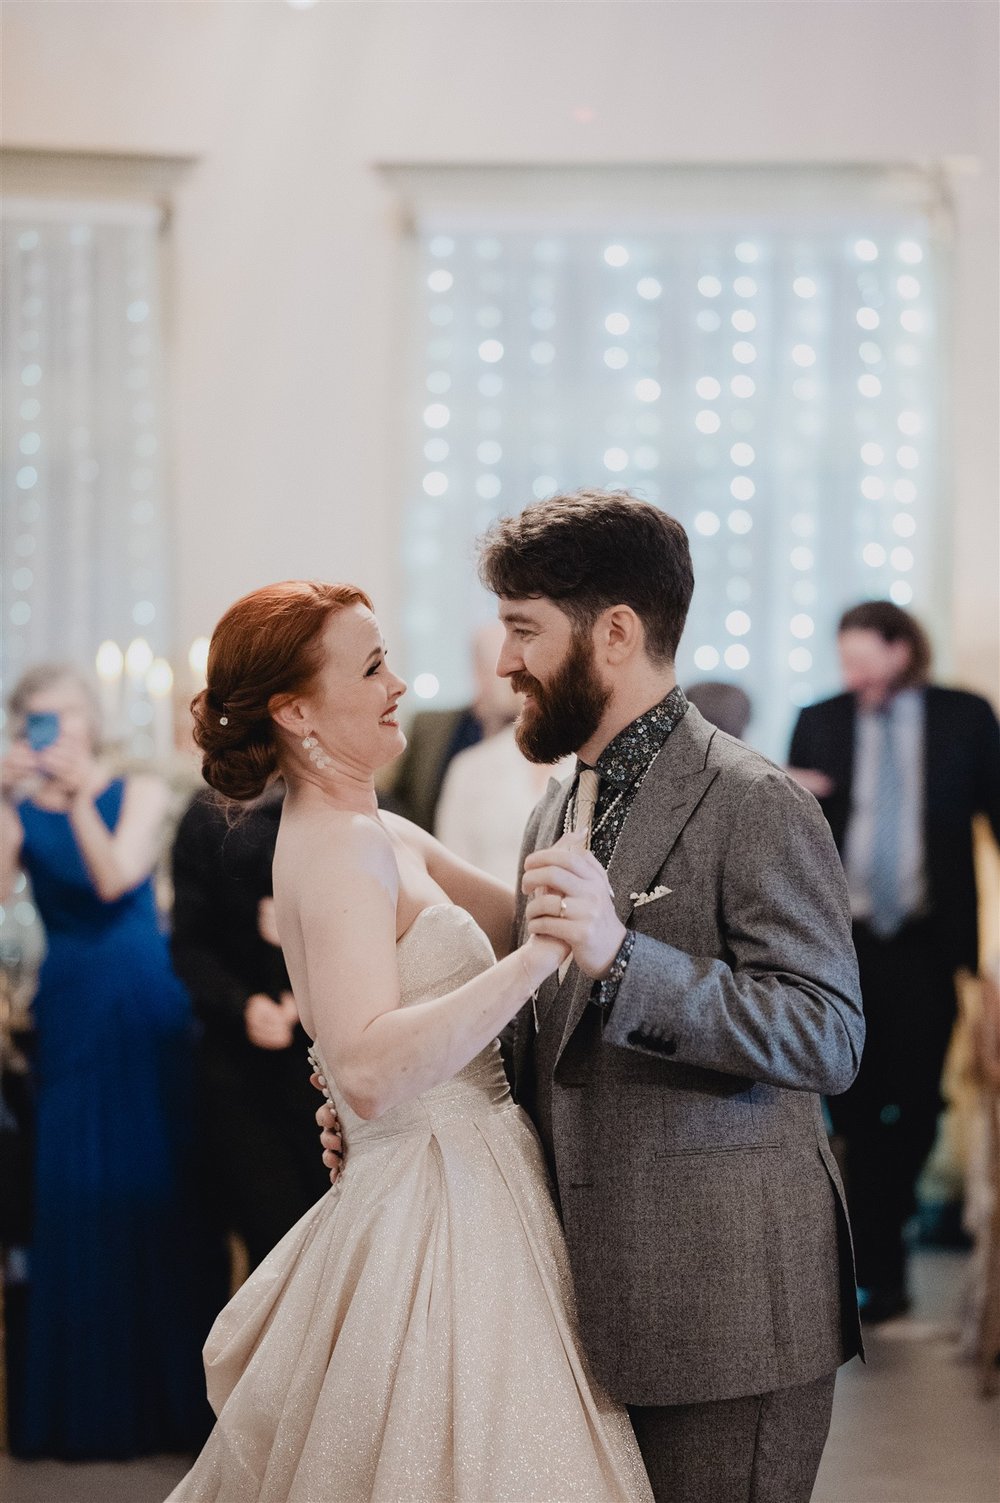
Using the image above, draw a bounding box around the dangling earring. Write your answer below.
[302,733,333,771]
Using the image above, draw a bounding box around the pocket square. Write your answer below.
[630,885,672,908]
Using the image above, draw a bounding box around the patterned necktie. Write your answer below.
[556,768,601,982]
[869,706,904,939]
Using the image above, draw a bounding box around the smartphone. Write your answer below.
[26,711,60,752]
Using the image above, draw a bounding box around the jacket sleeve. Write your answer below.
[170,802,253,1025]
[788,705,816,769]
[603,768,865,1096]
[972,694,1000,847]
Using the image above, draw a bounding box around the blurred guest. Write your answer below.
[684,680,752,740]
[0,665,210,1458]
[956,960,1000,1374]
[380,621,517,830]
[170,783,329,1269]
[789,602,1000,1322]
[435,723,575,883]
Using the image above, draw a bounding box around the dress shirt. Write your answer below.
[531,688,688,1167]
[842,687,929,924]
[571,686,689,1010]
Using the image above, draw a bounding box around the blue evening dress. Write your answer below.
[13,779,213,1458]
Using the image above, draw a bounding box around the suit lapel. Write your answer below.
[556,707,719,1062]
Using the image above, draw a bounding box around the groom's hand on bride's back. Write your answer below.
[309,1071,345,1184]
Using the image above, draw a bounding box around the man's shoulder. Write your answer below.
[685,728,833,846]
[792,691,853,726]
[926,683,997,719]
[703,729,801,801]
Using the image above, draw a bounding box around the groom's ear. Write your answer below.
[601,605,643,665]
[269,693,307,737]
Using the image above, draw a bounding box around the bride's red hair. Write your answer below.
[191,580,373,801]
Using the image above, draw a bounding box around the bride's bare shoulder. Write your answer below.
[379,807,433,858]
[277,805,398,887]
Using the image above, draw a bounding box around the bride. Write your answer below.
[168,580,652,1503]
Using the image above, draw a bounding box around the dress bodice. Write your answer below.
[309,903,512,1146]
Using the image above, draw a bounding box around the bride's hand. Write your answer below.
[518,827,584,977]
[522,930,570,976]
[310,1071,345,1185]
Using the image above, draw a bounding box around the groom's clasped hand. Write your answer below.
[522,828,626,979]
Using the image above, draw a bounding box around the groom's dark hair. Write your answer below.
[477,489,694,665]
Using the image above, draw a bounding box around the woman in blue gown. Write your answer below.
[1,665,212,1459]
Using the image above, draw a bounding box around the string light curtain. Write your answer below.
[1,200,171,756]
[398,171,945,760]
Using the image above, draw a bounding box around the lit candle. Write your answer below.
[188,636,210,690]
[125,637,153,681]
[124,638,154,754]
[95,640,124,741]
[146,658,175,764]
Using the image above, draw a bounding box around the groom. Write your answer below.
[487,489,865,1503]
[324,490,865,1501]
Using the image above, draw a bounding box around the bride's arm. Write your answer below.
[380,810,515,957]
[293,815,559,1121]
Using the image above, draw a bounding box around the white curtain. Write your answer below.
[397,170,945,761]
[1,199,171,756]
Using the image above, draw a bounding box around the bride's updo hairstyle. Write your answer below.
[191,580,373,801]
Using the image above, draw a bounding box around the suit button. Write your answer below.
[662,1038,678,1055]
[627,1030,646,1047]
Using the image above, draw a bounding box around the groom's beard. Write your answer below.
[511,632,611,765]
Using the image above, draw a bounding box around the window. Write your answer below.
[395,167,946,758]
[1,197,172,758]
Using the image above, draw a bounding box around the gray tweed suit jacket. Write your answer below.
[510,704,865,1408]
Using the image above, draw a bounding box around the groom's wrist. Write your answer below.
[590,929,636,1015]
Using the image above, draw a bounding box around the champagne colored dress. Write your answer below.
[168,904,653,1502]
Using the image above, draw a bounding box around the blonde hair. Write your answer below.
[7,663,103,751]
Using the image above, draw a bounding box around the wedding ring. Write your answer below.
[559,897,568,917]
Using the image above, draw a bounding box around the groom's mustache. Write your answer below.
[509,671,544,700]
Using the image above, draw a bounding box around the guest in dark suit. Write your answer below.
[380,622,517,829]
[789,600,1000,1323]
[171,784,329,1269]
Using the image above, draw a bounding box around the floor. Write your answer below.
[812,1249,998,1503]
[2,1250,996,1503]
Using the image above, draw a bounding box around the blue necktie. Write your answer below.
[869,706,905,939]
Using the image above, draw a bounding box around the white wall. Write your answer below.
[2,0,997,701]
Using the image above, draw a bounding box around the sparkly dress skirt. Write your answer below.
[168,905,652,1503]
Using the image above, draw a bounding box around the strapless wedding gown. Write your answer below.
[167,904,653,1503]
